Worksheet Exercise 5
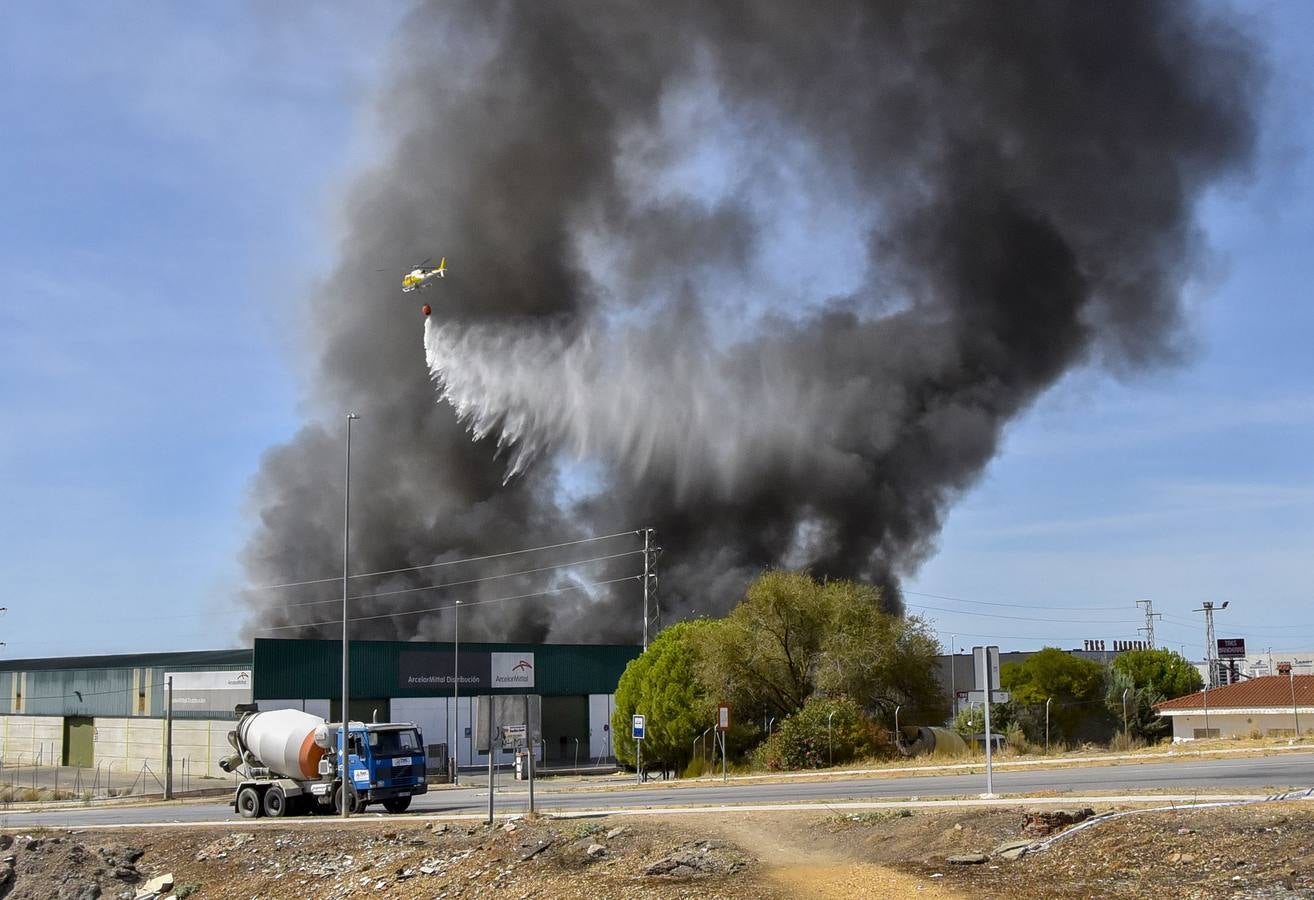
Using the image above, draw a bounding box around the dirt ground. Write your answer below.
[3,800,1312,899]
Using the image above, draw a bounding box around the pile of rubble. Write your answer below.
[0,832,151,900]
[0,816,760,899]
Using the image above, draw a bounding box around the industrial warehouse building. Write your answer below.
[0,648,253,781]
[0,639,637,780]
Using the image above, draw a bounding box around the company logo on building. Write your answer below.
[491,653,535,688]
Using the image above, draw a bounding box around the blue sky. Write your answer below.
[1,2,1311,660]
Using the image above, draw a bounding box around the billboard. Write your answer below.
[165,670,252,714]
[473,694,541,751]
[399,651,536,692]
[1217,638,1246,659]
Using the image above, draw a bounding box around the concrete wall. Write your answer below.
[1168,711,1314,741]
[91,718,237,782]
[0,715,62,766]
[0,715,238,785]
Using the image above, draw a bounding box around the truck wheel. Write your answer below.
[333,784,361,815]
[382,796,412,814]
[236,786,262,818]
[263,785,288,818]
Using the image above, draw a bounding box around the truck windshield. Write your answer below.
[368,729,421,754]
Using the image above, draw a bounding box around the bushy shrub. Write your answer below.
[756,696,893,770]
[951,704,1009,743]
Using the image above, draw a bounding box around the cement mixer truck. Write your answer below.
[220,706,428,818]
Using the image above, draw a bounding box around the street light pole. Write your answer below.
[827,711,836,767]
[340,411,359,819]
[452,599,461,786]
[1122,688,1130,743]
[1291,667,1301,737]
[950,634,957,718]
[1045,697,1052,754]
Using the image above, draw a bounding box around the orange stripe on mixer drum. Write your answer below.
[299,730,326,779]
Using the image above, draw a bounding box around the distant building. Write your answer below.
[936,646,1146,718]
[1193,652,1314,686]
[1154,675,1314,741]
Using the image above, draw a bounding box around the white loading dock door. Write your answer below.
[390,697,480,767]
[588,694,615,761]
[390,698,444,758]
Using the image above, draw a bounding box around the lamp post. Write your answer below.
[340,411,359,819]
[1045,697,1052,754]
[1291,666,1301,737]
[452,599,461,786]
[1122,688,1130,743]
[827,711,836,767]
[894,705,902,752]
[949,634,958,718]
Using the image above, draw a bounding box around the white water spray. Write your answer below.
[422,314,843,497]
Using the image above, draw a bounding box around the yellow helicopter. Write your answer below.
[401,257,446,293]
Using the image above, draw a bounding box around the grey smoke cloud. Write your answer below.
[242,0,1260,644]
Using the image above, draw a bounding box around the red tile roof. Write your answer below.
[1155,675,1314,711]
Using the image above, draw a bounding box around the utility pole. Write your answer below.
[1136,599,1161,649]
[640,528,659,649]
[165,677,176,798]
[524,693,535,815]
[452,599,461,786]
[341,411,359,819]
[487,698,495,824]
[1194,600,1228,689]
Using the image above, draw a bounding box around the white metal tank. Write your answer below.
[237,709,332,780]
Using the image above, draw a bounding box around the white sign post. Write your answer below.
[632,714,646,783]
[716,704,731,783]
[973,646,1002,797]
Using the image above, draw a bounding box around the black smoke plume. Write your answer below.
[242,1,1260,643]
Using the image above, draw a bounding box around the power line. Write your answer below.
[906,602,1139,626]
[103,550,646,624]
[252,574,643,633]
[902,590,1129,612]
[247,529,644,592]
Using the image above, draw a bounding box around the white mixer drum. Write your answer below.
[238,709,331,780]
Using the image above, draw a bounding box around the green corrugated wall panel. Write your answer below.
[254,639,639,699]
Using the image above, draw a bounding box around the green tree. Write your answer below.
[611,621,711,772]
[690,570,947,725]
[1111,648,1202,700]
[1000,648,1107,742]
[1105,667,1168,743]
[814,580,946,724]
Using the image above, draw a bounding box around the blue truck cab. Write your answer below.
[336,722,428,814]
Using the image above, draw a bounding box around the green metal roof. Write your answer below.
[254,638,638,699]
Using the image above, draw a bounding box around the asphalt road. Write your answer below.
[5,751,1311,829]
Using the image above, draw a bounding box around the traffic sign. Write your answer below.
[631,714,646,740]
[967,690,1010,704]
[973,645,1001,691]
[716,704,731,732]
